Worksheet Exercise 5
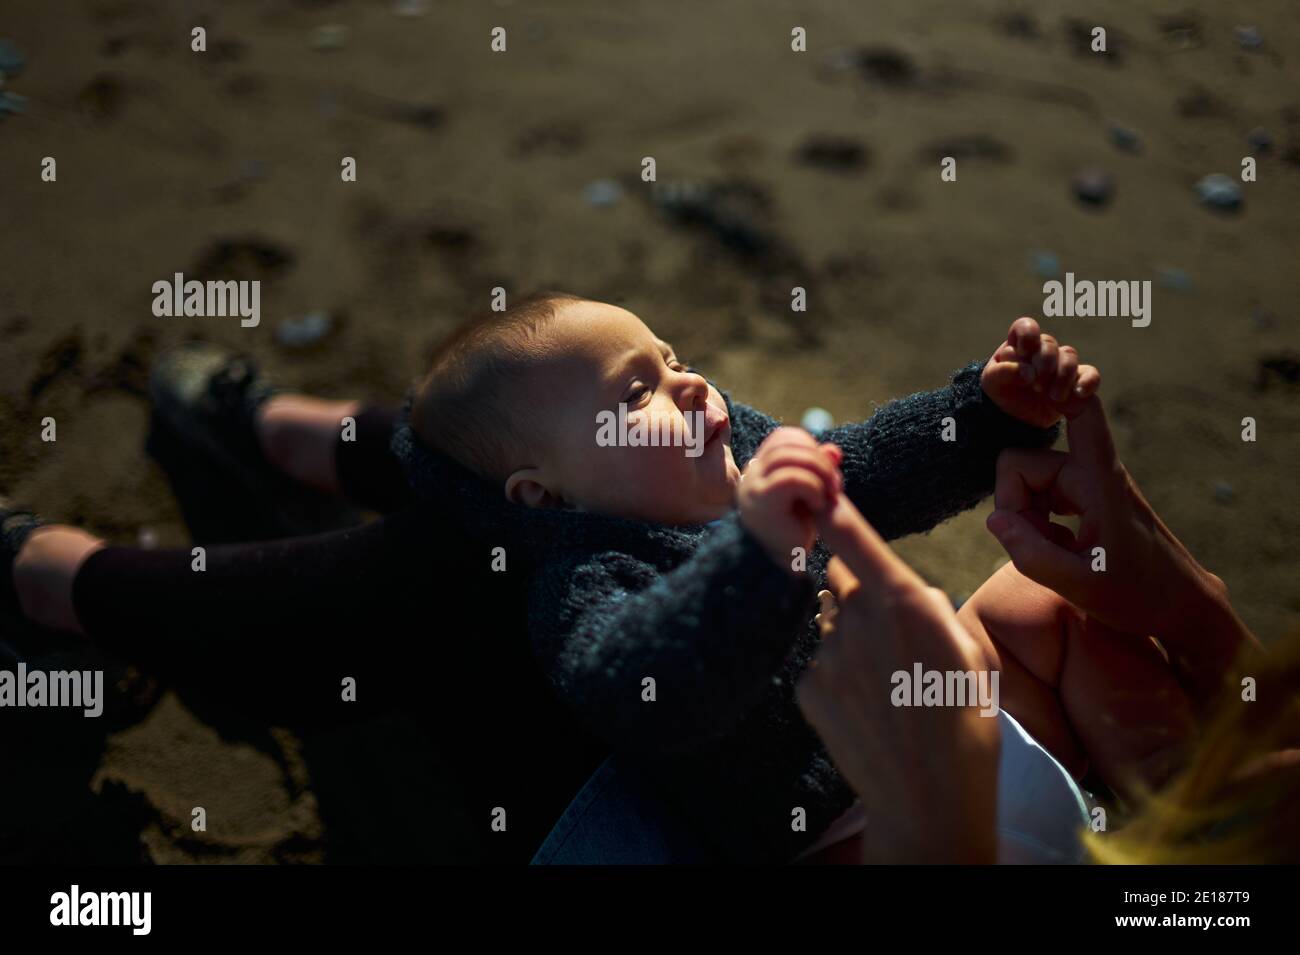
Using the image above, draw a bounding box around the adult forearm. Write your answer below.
[1124,473,1259,702]
[1160,567,1258,704]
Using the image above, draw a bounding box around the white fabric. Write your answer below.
[796,710,1091,863]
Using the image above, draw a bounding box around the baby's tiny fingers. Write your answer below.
[757,426,820,455]
[760,447,841,499]
[1051,346,1079,402]
[769,469,831,515]
[1009,317,1041,358]
[1030,335,1059,391]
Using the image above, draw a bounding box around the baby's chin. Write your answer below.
[695,447,742,519]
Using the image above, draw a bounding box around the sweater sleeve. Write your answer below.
[818,359,1059,540]
[530,515,815,754]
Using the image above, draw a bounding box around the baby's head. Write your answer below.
[412,293,740,525]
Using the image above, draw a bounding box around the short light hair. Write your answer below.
[411,291,584,482]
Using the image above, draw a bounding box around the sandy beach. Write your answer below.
[1,0,1298,863]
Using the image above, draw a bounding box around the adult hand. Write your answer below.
[985,394,1256,702]
[796,494,1000,864]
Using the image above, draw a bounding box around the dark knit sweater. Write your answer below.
[391,359,1058,862]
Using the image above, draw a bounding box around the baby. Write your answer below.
[393,292,1099,863]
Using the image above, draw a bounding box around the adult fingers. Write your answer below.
[825,555,861,603]
[985,509,1094,607]
[1064,394,1118,470]
[994,448,1070,512]
[1058,365,1101,418]
[816,494,926,595]
[1074,364,1100,398]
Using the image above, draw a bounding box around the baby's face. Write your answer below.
[515,301,741,525]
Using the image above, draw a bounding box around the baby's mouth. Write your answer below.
[703,408,730,450]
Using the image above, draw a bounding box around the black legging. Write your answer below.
[67,406,608,860]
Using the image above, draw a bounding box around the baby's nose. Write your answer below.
[681,372,709,407]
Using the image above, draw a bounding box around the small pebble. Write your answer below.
[801,407,835,436]
[822,48,859,72]
[310,24,349,51]
[137,528,159,549]
[1030,250,1061,279]
[0,39,24,77]
[1107,121,1142,153]
[1071,168,1114,207]
[1247,126,1272,154]
[1213,482,1235,504]
[582,178,623,207]
[0,91,27,115]
[1196,173,1242,211]
[1156,267,1193,291]
[275,310,334,347]
[1234,25,1263,50]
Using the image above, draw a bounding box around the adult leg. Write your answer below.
[149,342,412,527]
[13,507,448,725]
[324,402,413,514]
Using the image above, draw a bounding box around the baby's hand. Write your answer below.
[980,317,1100,429]
[739,427,842,572]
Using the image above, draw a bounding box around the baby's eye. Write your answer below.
[666,358,686,373]
[625,383,651,405]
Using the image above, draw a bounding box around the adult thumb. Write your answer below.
[986,509,1089,602]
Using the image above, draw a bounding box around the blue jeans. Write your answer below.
[530,755,716,864]
[531,711,1090,864]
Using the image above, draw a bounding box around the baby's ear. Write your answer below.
[505,468,563,509]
